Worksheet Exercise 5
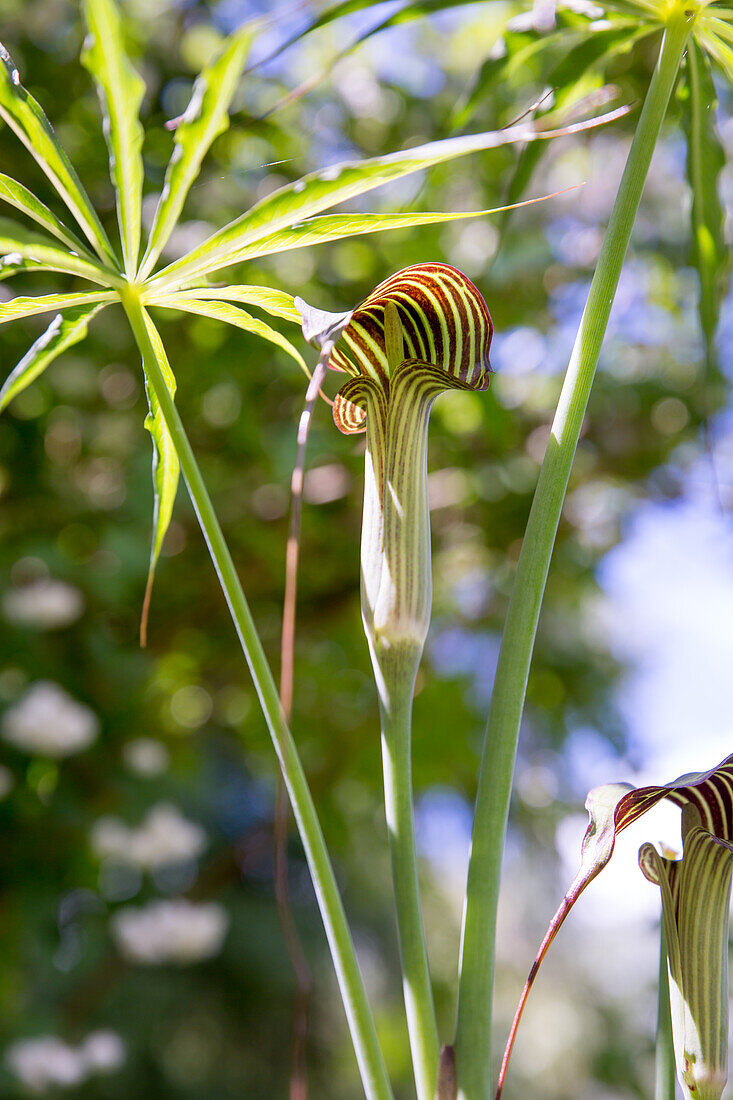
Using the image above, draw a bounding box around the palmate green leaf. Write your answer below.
[0,290,115,324]
[157,196,570,272]
[139,25,254,278]
[139,309,180,647]
[0,41,116,265]
[151,296,307,374]
[148,106,627,291]
[82,0,145,276]
[681,40,727,370]
[0,174,96,256]
[0,217,116,285]
[0,303,106,412]
[152,284,301,323]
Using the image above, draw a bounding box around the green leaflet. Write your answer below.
[139,26,253,277]
[0,303,106,412]
[82,0,145,275]
[681,41,727,372]
[160,198,566,273]
[152,297,307,374]
[149,284,301,324]
[0,256,49,281]
[0,174,95,256]
[0,291,115,325]
[696,26,733,81]
[0,41,116,264]
[147,106,625,291]
[139,310,180,647]
[0,216,116,285]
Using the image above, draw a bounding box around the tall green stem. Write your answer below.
[655,924,676,1100]
[454,10,693,1099]
[379,656,440,1100]
[121,288,394,1100]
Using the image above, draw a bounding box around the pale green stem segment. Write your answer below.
[454,11,694,1099]
[360,351,445,1100]
[120,286,394,1100]
[656,925,676,1100]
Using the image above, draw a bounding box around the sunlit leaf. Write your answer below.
[0,303,106,412]
[0,41,116,264]
[696,26,733,82]
[0,174,96,256]
[150,284,301,323]
[0,217,116,284]
[82,0,145,275]
[153,297,306,373]
[138,310,180,647]
[139,25,253,277]
[0,255,47,281]
[0,290,115,325]
[147,105,628,290]
[162,193,573,271]
[680,40,727,374]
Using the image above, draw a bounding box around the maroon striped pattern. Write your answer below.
[327,262,493,434]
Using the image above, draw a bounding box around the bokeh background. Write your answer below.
[0,0,731,1096]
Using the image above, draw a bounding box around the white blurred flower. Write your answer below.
[112,898,228,964]
[3,579,84,630]
[78,1031,125,1073]
[5,1031,125,1092]
[122,737,169,777]
[91,803,206,870]
[0,764,14,798]
[2,682,98,757]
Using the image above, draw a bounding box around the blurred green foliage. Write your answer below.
[0,0,725,1096]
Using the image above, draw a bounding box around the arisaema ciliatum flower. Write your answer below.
[640,802,733,1099]
[297,262,493,700]
[497,753,733,1100]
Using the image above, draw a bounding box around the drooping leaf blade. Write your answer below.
[0,217,118,284]
[147,105,629,290]
[0,290,115,325]
[138,310,180,646]
[0,303,106,412]
[152,297,307,373]
[0,174,96,256]
[82,0,145,275]
[149,284,301,323]
[139,26,253,278]
[681,40,727,373]
[0,41,116,265]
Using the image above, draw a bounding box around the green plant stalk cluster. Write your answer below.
[454,9,695,1098]
[121,286,394,1100]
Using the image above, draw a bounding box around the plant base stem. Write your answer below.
[454,10,694,1099]
[379,661,439,1100]
[655,924,676,1100]
[122,290,394,1100]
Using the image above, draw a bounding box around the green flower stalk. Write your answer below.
[496,752,733,1099]
[640,805,733,1100]
[298,263,493,1100]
